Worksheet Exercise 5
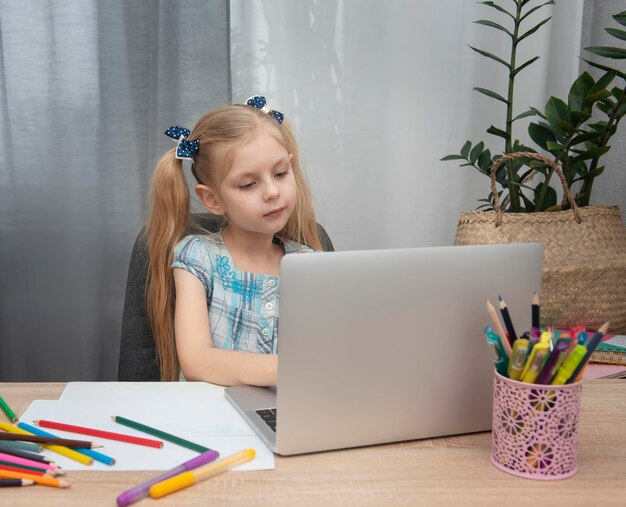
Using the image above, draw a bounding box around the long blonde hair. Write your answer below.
[145,104,321,380]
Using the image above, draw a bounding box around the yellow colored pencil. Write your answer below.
[149,449,256,498]
[0,469,69,488]
[0,422,92,466]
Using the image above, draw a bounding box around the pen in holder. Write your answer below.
[490,372,582,480]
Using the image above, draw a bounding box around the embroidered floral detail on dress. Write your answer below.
[215,255,262,304]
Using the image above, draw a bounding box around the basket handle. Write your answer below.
[490,151,581,226]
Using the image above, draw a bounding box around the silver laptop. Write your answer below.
[225,242,544,455]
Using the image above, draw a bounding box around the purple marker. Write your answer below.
[535,338,570,384]
[116,449,219,506]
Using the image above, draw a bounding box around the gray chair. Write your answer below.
[118,213,334,380]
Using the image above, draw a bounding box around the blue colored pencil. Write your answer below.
[17,422,116,466]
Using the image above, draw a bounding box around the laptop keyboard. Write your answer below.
[256,408,277,432]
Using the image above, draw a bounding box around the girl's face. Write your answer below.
[216,130,297,237]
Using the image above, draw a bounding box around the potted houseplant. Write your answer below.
[442,0,626,333]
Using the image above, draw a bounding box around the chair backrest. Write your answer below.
[118,213,334,380]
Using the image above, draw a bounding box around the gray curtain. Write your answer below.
[0,1,230,381]
[581,0,626,219]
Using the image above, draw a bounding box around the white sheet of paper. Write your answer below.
[59,381,226,403]
[18,382,274,471]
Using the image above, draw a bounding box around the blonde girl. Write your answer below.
[145,96,322,384]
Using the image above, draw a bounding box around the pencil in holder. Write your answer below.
[490,372,582,480]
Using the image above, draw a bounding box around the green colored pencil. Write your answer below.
[0,396,18,423]
[0,458,48,475]
[111,416,211,453]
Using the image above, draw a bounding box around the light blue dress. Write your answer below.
[172,232,312,355]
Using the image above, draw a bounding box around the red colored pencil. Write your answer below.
[0,463,47,476]
[34,420,163,449]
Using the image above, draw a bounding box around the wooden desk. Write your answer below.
[1,381,625,507]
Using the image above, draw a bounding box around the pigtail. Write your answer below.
[144,149,192,380]
[278,120,322,250]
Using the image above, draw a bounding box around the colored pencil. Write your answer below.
[0,425,100,448]
[0,452,62,475]
[0,439,42,453]
[0,469,70,488]
[570,321,610,383]
[18,422,115,466]
[149,449,255,498]
[0,459,52,476]
[0,396,18,423]
[0,462,46,476]
[531,291,540,329]
[116,449,219,506]
[485,298,512,356]
[0,478,35,487]
[0,423,93,466]
[112,416,211,454]
[34,419,163,449]
[498,295,518,343]
[0,445,53,464]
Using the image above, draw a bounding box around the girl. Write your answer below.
[145,96,322,385]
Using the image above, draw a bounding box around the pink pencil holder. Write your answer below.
[490,372,582,480]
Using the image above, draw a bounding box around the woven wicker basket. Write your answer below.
[455,152,626,333]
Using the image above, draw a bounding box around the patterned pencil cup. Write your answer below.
[490,372,582,480]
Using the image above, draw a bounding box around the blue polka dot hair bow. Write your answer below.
[164,125,199,160]
[246,95,284,124]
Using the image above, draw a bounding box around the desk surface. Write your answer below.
[0,381,625,507]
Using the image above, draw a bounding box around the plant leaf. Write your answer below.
[586,165,605,179]
[478,1,515,20]
[528,122,556,150]
[589,71,617,95]
[585,46,626,59]
[474,87,509,104]
[512,109,537,122]
[571,145,611,161]
[441,154,467,161]
[520,1,555,23]
[589,121,608,132]
[583,88,612,105]
[529,106,546,119]
[568,71,595,110]
[606,27,626,41]
[477,149,493,173]
[546,140,565,151]
[569,110,592,124]
[460,141,472,159]
[468,45,511,69]
[512,140,536,152]
[597,99,615,114]
[529,160,550,176]
[487,125,510,140]
[570,131,602,145]
[512,56,540,77]
[613,11,626,27]
[544,96,570,133]
[474,20,513,38]
[535,184,557,211]
[582,58,626,81]
[470,141,485,164]
[545,204,563,212]
[517,17,552,44]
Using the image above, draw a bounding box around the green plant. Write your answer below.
[442,2,626,212]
